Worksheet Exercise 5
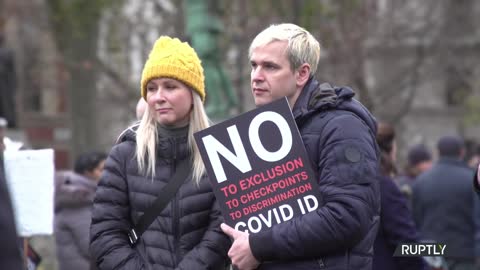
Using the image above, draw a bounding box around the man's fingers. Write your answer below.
[221,223,237,238]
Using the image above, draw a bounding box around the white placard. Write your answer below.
[4,149,55,236]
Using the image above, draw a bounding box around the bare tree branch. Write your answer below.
[93,56,138,102]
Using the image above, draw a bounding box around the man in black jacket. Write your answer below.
[221,23,380,270]
[413,136,476,270]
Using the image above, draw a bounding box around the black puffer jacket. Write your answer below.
[90,126,230,270]
[249,78,381,270]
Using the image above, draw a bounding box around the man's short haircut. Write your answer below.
[249,23,321,76]
[74,151,107,175]
[437,136,464,158]
[407,144,432,166]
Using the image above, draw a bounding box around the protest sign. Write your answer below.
[4,149,55,236]
[194,97,321,233]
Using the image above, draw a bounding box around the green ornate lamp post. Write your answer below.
[185,0,238,120]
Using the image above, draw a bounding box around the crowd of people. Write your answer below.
[1,22,480,270]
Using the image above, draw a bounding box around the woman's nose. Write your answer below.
[151,88,166,102]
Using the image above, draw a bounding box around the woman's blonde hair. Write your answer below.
[135,91,210,184]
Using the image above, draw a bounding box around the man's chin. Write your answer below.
[254,98,271,107]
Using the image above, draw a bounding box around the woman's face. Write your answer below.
[146,78,193,127]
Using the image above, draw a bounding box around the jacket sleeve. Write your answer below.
[90,143,145,269]
[250,113,380,261]
[69,211,92,260]
[380,177,427,270]
[176,196,230,270]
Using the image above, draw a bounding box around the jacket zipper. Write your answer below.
[171,139,181,265]
[172,192,180,265]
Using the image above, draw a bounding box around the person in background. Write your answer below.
[221,23,380,270]
[73,151,107,182]
[54,152,107,270]
[0,117,23,151]
[0,18,17,128]
[464,139,480,169]
[0,146,23,270]
[394,144,433,208]
[405,144,433,179]
[413,136,477,270]
[1,116,39,269]
[115,100,148,145]
[135,97,147,120]
[373,122,426,270]
[90,36,230,269]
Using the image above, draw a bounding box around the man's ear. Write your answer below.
[296,63,311,87]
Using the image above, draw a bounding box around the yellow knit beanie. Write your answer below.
[141,36,205,101]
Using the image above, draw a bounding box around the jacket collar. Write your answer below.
[292,77,350,120]
[156,125,189,160]
[116,123,190,160]
[438,157,470,168]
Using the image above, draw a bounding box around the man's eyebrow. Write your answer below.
[250,60,278,66]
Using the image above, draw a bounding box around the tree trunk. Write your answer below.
[47,0,105,158]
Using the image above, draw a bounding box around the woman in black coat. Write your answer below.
[373,122,427,270]
[90,36,230,270]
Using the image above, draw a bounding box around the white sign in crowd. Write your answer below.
[4,149,54,237]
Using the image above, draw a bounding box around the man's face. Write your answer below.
[86,160,105,182]
[416,161,432,173]
[250,41,300,107]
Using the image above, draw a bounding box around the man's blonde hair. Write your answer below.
[249,23,321,75]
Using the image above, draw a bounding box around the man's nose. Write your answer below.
[251,67,264,82]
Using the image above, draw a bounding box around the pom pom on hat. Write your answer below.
[141,36,205,101]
